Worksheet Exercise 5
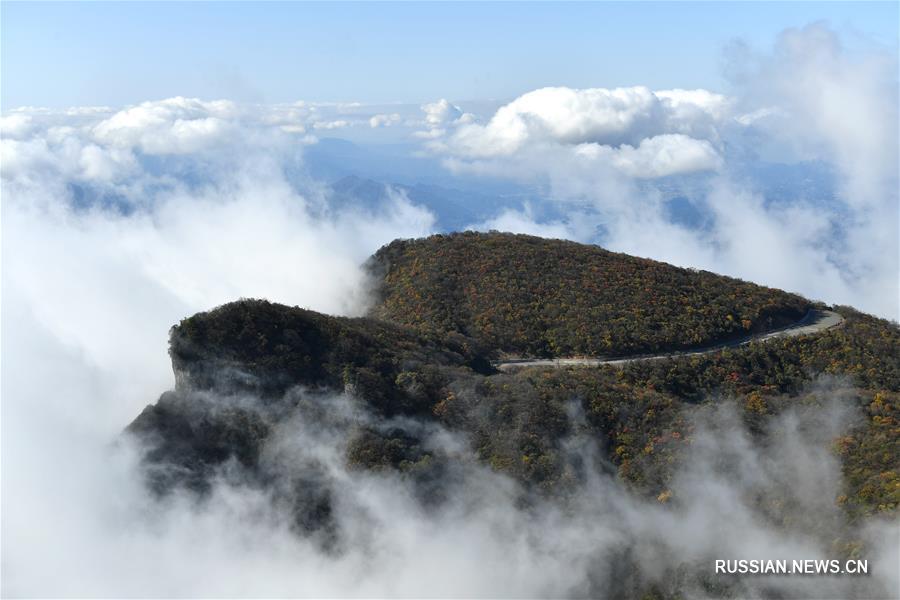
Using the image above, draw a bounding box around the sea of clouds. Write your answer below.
[421,24,898,321]
[1,22,897,598]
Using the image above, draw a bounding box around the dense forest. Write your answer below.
[164,299,488,411]
[493,307,900,519]
[368,232,811,358]
[126,234,899,598]
[130,300,898,521]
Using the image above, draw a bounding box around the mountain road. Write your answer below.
[494,309,845,371]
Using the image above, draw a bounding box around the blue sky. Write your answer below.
[1,1,897,318]
[3,1,897,108]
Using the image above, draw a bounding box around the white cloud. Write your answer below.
[452,86,725,149]
[655,88,731,119]
[369,112,401,128]
[1,97,437,421]
[422,25,897,320]
[470,203,588,241]
[581,134,723,179]
[731,23,898,210]
[422,98,464,127]
[1,99,439,595]
[91,97,239,155]
[416,98,476,140]
[422,86,729,179]
[721,23,899,317]
[77,143,138,182]
[312,119,350,130]
[0,112,34,138]
[2,97,408,189]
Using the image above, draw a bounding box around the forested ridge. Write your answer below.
[131,300,898,520]
[126,233,899,599]
[506,307,900,519]
[163,299,490,413]
[368,232,811,358]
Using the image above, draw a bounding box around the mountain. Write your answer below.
[368,232,811,357]
[125,232,899,597]
[127,299,491,494]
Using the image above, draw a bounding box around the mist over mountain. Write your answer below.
[122,233,899,599]
[3,9,898,598]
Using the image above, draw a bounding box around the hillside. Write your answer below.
[368,232,811,358]
[128,298,486,495]
[125,235,899,599]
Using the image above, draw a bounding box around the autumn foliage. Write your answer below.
[369,232,810,358]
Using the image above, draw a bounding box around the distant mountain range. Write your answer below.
[328,174,537,231]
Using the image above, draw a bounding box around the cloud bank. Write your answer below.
[1,95,437,596]
[421,86,727,179]
[6,372,896,597]
[422,23,898,320]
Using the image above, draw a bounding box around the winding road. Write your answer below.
[494,309,845,371]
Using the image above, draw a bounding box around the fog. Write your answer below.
[4,357,897,597]
[4,174,894,595]
[0,106,435,595]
